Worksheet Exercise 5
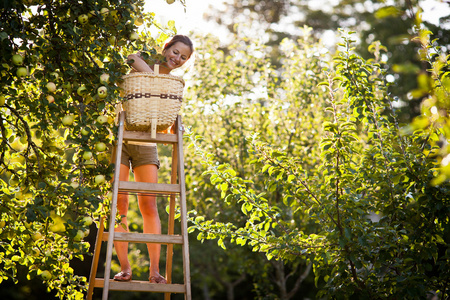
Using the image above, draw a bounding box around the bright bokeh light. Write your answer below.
[145,0,226,35]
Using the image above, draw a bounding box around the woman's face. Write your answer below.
[162,42,192,71]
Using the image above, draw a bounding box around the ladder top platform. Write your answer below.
[123,131,178,144]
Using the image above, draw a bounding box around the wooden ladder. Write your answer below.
[86,112,191,300]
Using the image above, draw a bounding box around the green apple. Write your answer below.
[62,114,74,126]
[83,229,90,237]
[16,67,27,77]
[130,32,139,41]
[95,142,107,152]
[46,95,55,103]
[85,158,95,168]
[70,182,79,189]
[9,175,20,186]
[134,17,143,26]
[73,230,84,242]
[97,115,108,124]
[78,14,88,25]
[100,7,109,16]
[166,0,175,4]
[82,216,93,226]
[19,135,27,144]
[100,73,109,84]
[0,95,5,105]
[97,86,107,98]
[46,82,56,93]
[82,151,93,160]
[77,85,87,96]
[32,232,42,241]
[81,127,89,135]
[108,35,116,45]
[94,174,105,185]
[31,247,40,257]
[49,222,65,232]
[41,270,52,280]
[12,54,23,65]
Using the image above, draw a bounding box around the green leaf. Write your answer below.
[220,182,228,192]
[287,174,295,183]
[218,238,226,249]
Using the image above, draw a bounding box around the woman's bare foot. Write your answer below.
[149,273,166,284]
[114,271,132,281]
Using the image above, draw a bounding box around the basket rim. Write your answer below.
[122,72,185,86]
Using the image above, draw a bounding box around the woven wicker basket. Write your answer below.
[121,65,185,137]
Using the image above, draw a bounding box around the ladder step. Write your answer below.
[102,232,184,244]
[119,181,180,194]
[94,279,186,293]
[123,131,177,144]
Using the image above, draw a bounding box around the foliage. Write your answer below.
[183,29,328,298]
[206,0,450,122]
[0,0,177,298]
[185,28,450,298]
[408,28,450,185]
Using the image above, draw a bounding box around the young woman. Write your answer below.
[113,35,194,283]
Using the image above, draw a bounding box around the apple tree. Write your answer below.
[0,0,173,298]
[184,27,450,298]
[181,29,327,298]
[406,28,450,185]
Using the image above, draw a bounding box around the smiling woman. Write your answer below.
[127,35,194,74]
[112,34,194,284]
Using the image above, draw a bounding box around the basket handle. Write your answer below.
[149,64,160,138]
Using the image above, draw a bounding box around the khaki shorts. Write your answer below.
[119,143,160,169]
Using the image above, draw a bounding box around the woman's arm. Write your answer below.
[127,53,153,72]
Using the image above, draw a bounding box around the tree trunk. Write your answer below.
[271,259,312,299]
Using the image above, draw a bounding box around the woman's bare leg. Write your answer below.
[133,164,164,280]
[114,163,132,277]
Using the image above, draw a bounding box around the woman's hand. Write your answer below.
[127,53,153,72]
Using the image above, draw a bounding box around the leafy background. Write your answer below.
[0,0,449,299]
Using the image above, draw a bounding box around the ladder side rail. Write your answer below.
[165,119,180,300]
[102,111,126,300]
[176,115,192,299]
[86,216,105,300]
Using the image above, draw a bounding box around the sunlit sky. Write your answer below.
[144,0,226,36]
[146,0,449,36]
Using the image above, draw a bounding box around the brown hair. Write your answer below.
[163,35,194,57]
